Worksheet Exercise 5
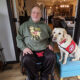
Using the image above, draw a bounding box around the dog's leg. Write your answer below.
[63,52,69,64]
[59,50,63,62]
[72,48,80,61]
[60,78,63,80]
[71,54,80,61]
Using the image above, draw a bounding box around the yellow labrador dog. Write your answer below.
[52,28,80,64]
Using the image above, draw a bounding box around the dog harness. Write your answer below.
[59,39,76,54]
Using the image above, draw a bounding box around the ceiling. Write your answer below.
[37,0,76,6]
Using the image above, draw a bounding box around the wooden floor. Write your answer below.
[0,63,79,80]
[0,63,26,80]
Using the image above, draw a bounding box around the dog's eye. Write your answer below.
[58,33,61,35]
[53,32,55,34]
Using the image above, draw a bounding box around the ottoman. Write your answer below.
[56,53,80,80]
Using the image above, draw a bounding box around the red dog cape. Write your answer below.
[59,39,76,54]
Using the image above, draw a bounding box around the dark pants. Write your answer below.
[22,48,56,80]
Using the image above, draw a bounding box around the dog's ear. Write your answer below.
[63,29,67,38]
[52,30,54,35]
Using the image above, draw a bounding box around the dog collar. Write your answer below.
[59,39,66,44]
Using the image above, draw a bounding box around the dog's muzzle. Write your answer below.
[52,37,57,42]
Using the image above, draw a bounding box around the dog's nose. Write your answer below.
[52,37,57,41]
[53,37,57,40]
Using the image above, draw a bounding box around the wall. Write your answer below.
[72,0,77,16]
[0,0,16,61]
[25,0,37,16]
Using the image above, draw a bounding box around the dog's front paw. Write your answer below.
[63,61,66,64]
[71,59,75,61]
[71,59,78,61]
[59,59,62,62]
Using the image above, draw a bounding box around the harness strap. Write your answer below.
[58,40,76,54]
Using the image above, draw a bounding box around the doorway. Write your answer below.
[74,0,80,44]
[6,0,80,61]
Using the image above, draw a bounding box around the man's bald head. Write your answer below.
[31,5,42,13]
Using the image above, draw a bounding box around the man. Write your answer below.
[16,5,56,80]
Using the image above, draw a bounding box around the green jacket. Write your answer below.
[16,18,53,51]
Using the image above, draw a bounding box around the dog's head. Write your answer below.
[52,28,67,43]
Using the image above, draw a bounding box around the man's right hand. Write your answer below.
[23,48,33,56]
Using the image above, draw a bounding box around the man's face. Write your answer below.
[31,7,42,23]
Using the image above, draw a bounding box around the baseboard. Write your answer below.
[6,61,19,64]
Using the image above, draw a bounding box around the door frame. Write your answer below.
[6,0,19,62]
[6,0,80,62]
[74,0,80,44]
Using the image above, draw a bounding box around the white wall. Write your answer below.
[0,0,16,61]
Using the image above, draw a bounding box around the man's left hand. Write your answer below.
[48,45,53,51]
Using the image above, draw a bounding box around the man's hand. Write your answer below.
[48,45,53,51]
[23,48,33,56]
